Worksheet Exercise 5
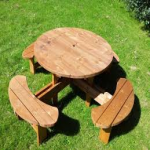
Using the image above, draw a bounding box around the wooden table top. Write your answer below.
[34,28,114,79]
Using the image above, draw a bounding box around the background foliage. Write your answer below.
[124,0,150,29]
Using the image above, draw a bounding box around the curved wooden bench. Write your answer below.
[8,75,59,145]
[22,43,40,74]
[91,78,134,144]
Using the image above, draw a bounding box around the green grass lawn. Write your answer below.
[0,0,150,149]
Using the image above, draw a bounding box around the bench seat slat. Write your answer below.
[91,78,134,143]
[96,80,133,128]
[9,88,38,125]
[34,98,58,123]
[9,76,58,127]
[113,91,134,126]
[15,76,59,123]
[22,43,34,59]
[91,78,127,126]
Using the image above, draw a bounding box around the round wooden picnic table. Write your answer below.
[34,28,114,79]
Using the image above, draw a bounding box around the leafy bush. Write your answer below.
[124,0,150,29]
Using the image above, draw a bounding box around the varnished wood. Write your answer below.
[96,81,133,128]
[73,79,105,104]
[93,79,134,128]
[22,42,41,74]
[91,78,127,127]
[52,74,59,104]
[8,75,59,145]
[91,78,134,143]
[99,127,112,144]
[29,58,35,74]
[9,75,59,127]
[9,88,38,125]
[34,28,114,78]
[32,125,47,146]
[85,77,94,107]
[22,43,34,59]
[113,91,134,126]
[35,78,71,102]
[35,83,53,98]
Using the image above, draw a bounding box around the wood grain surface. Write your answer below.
[34,28,114,78]
[22,43,34,59]
[8,75,59,128]
[91,78,134,129]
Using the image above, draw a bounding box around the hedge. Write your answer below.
[124,0,150,29]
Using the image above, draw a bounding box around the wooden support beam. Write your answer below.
[52,74,59,105]
[29,58,35,74]
[35,83,53,98]
[32,124,47,146]
[99,127,112,144]
[35,78,71,102]
[73,79,106,105]
[85,77,94,107]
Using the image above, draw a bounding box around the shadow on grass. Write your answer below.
[94,64,126,94]
[46,112,80,142]
[55,112,80,136]
[36,67,50,74]
[57,91,77,111]
[44,91,80,142]
[110,95,141,141]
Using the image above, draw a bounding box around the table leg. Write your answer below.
[52,74,59,105]
[32,124,47,146]
[85,77,94,107]
[29,57,35,74]
[99,127,112,144]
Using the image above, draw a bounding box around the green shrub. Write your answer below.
[124,0,150,29]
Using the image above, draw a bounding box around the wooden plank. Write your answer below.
[8,88,38,125]
[54,33,113,76]
[56,33,111,68]
[29,58,35,74]
[35,83,53,97]
[32,125,47,146]
[64,34,113,64]
[34,28,114,78]
[96,81,133,128]
[9,76,57,127]
[42,39,94,76]
[91,78,127,126]
[73,79,105,104]
[35,99,59,123]
[112,91,134,126]
[93,84,105,93]
[52,74,59,105]
[35,41,79,78]
[60,29,113,65]
[99,127,112,144]
[85,77,94,107]
[22,43,34,59]
[35,78,71,101]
